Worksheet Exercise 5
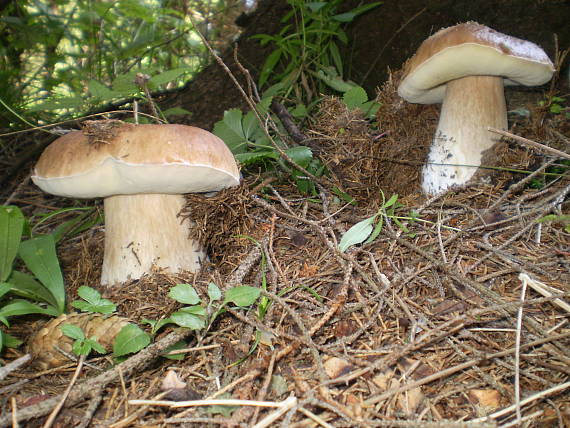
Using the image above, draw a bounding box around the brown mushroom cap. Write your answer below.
[398,22,555,104]
[32,123,240,198]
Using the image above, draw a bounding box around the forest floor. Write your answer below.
[1,65,569,427]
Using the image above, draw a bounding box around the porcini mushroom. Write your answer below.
[32,123,240,286]
[397,22,555,195]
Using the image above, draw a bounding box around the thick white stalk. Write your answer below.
[101,194,205,286]
[422,75,507,195]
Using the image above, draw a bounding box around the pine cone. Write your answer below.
[28,312,130,369]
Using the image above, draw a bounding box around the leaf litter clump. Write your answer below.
[1,80,570,427]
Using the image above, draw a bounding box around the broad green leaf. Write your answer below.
[338,215,377,252]
[307,2,327,12]
[222,109,245,138]
[112,72,140,95]
[285,146,313,168]
[5,271,58,307]
[235,151,278,165]
[224,286,261,307]
[72,286,116,314]
[343,86,368,110]
[168,284,201,305]
[113,324,151,357]
[0,283,10,299]
[0,206,24,282]
[213,121,247,154]
[86,337,106,354]
[18,235,65,313]
[207,282,222,301]
[383,193,399,209]
[170,311,205,330]
[315,68,356,93]
[27,96,84,112]
[0,299,59,318]
[162,340,186,360]
[60,324,85,340]
[88,80,121,101]
[242,111,261,141]
[179,305,207,317]
[142,317,174,335]
[149,68,190,87]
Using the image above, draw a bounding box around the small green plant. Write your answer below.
[143,283,261,336]
[342,86,380,120]
[213,96,325,195]
[72,286,117,314]
[60,324,107,357]
[253,0,381,101]
[540,95,570,119]
[0,205,68,350]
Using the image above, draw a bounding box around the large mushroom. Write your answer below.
[397,22,555,195]
[32,123,240,286]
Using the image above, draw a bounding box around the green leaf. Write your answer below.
[0,283,10,299]
[60,324,85,340]
[88,80,121,101]
[333,2,382,22]
[72,286,116,314]
[18,235,65,314]
[0,206,24,282]
[307,2,327,12]
[86,337,107,354]
[170,310,206,330]
[1,332,22,349]
[162,340,186,360]
[27,96,84,112]
[343,86,368,110]
[223,109,245,138]
[179,305,207,317]
[285,146,313,168]
[259,49,283,88]
[149,68,190,87]
[0,299,59,318]
[5,270,58,307]
[338,215,378,252]
[113,324,151,357]
[224,286,261,307]
[207,282,222,301]
[168,284,201,305]
[235,150,278,165]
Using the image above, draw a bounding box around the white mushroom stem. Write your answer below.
[422,75,508,195]
[101,194,205,286]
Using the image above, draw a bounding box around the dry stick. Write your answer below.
[514,277,528,426]
[0,245,261,428]
[488,127,570,160]
[42,355,86,428]
[252,396,298,428]
[0,354,31,381]
[250,352,277,425]
[519,273,570,313]
[363,332,570,406]
[382,226,570,357]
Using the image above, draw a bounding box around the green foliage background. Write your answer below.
[0,0,249,128]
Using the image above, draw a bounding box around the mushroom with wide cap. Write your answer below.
[32,123,240,286]
[397,22,555,195]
